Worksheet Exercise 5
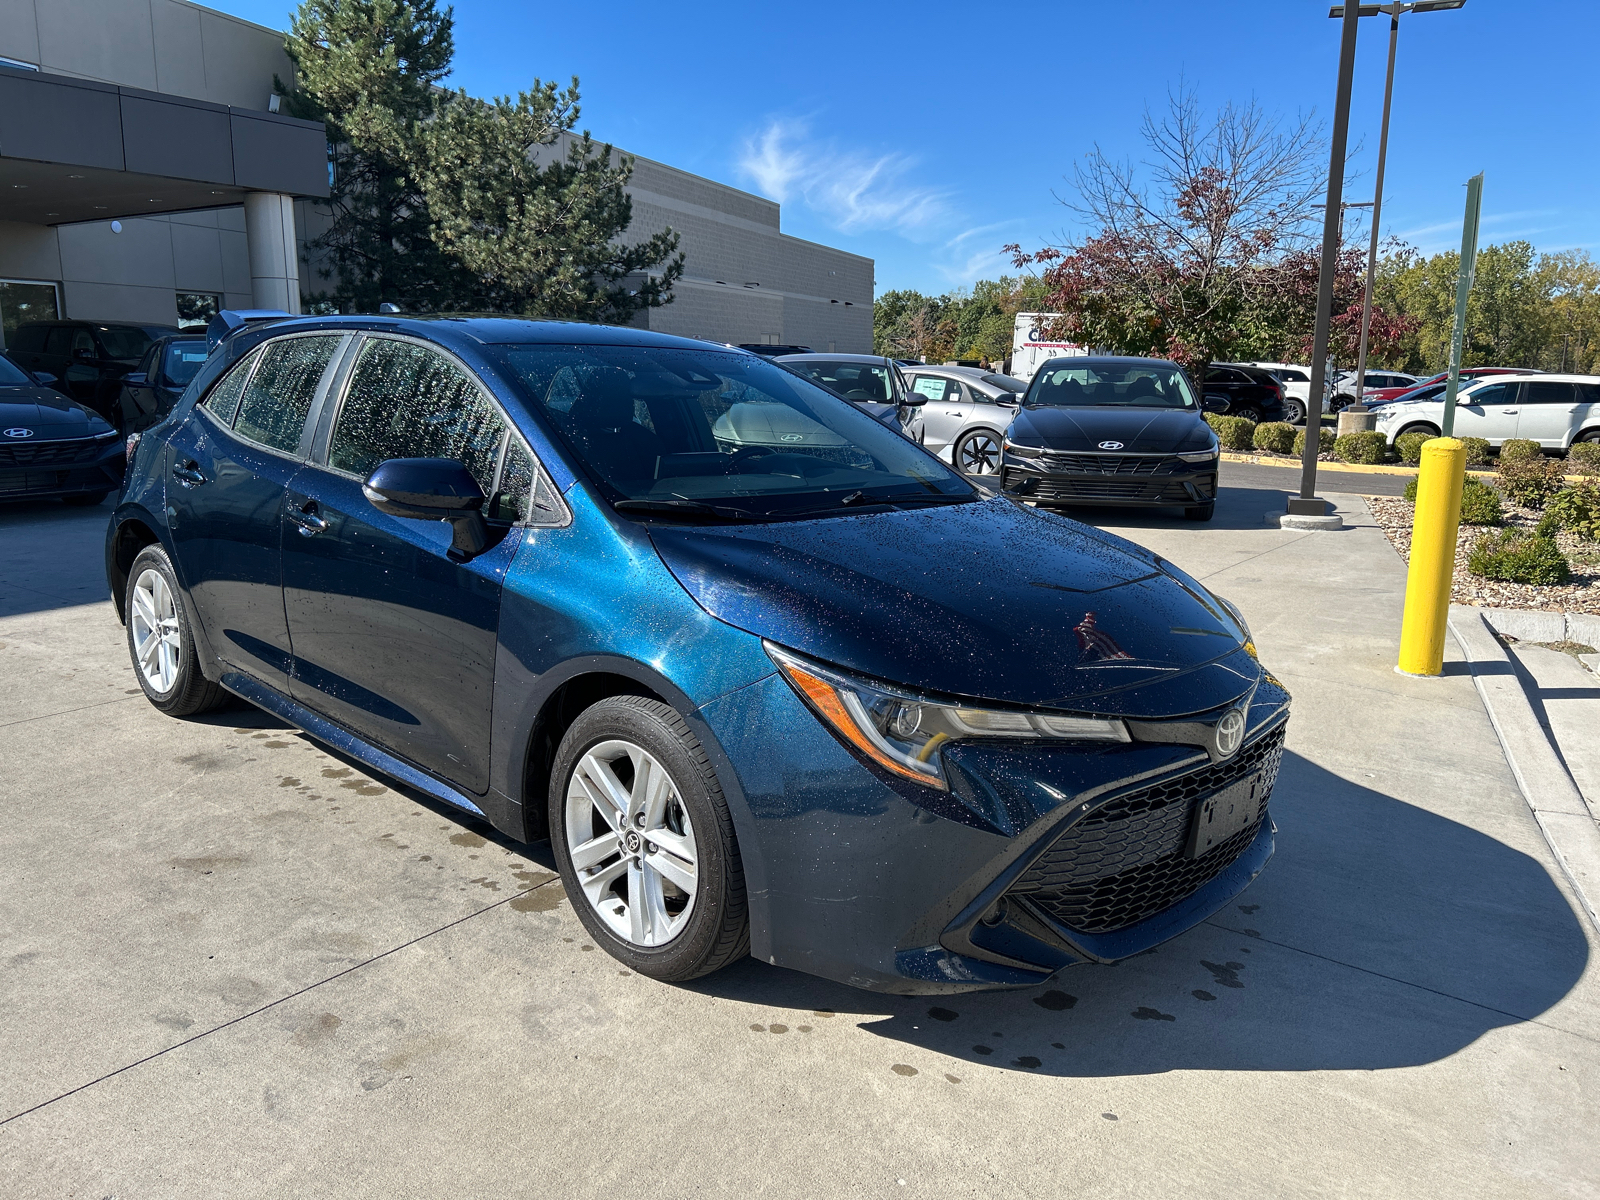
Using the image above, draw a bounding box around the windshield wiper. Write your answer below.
[768,492,980,518]
[612,499,758,522]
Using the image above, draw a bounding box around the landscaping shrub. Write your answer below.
[1395,431,1430,466]
[1292,427,1336,457]
[1204,414,1256,451]
[1459,437,1491,466]
[1458,479,1503,526]
[1467,528,1571,586]
[1544,481,1600,540]
[1498,438,1541,465]
[1568,440,1600,475]
[1333,431,1388,464]
[1401,475,1503,526]
[1497,456,1565,509]
[1251,421,1296,454]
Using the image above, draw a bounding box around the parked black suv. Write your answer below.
[7,321,177,422]
[1202,365,1286,423]
[116,334,210,432]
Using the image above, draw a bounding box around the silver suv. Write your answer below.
[900,364,1027,474]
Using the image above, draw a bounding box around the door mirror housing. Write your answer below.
[898,393,927,407]
[72,347,95,360]
[30,370,59,387]
[124,372,147,387]
[362,457,489,561]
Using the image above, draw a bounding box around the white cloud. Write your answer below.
[737,119,950,235]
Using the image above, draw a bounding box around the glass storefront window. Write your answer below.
[0,280,61,351]
[176,292,222,330]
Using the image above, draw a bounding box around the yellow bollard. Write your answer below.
[1397,437,1467,676]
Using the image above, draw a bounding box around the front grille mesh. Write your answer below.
[1009,726,1285,934]
[0,439,107,467]
[1033,478,1200,503]
[1039,452,1174,476]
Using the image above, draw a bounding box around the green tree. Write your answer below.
[419,84,684,322]
[278,0,466,311]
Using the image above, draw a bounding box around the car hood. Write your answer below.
[1007,406,1213,452]
[0,387,112,438]
[650,497,1259,718]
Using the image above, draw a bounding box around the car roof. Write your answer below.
[224,314,759,356]
[775,352,888,365]
[1042,355,1183,369]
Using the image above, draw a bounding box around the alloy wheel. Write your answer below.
[564,739,699,948]
[130,567,182,693]
[958,431,1002,475]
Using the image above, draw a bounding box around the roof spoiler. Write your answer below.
[207,309,292,353]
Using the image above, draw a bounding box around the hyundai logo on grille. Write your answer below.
[1097,440,1123,450]
[4,427,35,438]
[1213,707,1247,759]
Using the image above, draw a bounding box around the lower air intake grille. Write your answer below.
[1009,725,1285,934]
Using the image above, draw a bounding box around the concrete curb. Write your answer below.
[1449,605,1600,934]
[1221,451,1595,484]
[1466,605,1600,648]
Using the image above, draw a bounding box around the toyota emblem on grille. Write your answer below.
[1213,708,1246,759]
[4,427,34,438]
[1097,440,1123,450]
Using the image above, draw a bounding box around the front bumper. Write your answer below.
[1002,452,1218,508]
[0,437,125,501]
[698,668,1289,994]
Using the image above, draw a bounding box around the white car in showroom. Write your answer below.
[1374,374,1600,450]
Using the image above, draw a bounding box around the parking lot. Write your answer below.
[2,475,1595,1198]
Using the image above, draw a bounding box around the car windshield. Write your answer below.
[0,355,32,386]
[491,344,973,520]
[782,359,895,402]
[1024,362,1197,410]
[161,341,210,386]
[96,327,155,360]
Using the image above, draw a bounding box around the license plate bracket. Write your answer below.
[1186,772,1263,858]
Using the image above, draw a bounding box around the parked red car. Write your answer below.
[1361,366,1535,406]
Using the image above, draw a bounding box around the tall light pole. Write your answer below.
[1334,1,1469,409]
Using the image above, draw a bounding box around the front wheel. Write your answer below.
[550,695,749,981]
[953,428,1003,475]
[125,544,229,716]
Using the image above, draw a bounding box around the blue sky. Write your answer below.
[227,0,1599,295]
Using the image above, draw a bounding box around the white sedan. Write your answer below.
[1373,374,1600,451]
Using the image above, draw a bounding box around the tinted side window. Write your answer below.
[1525,381,1576,405]
[489,437,562,526]
[11,326,46,353]
[1207,368,1245,384]
[234,336,339,453]
[328,337,506,493]
[199,348,259,425]
[45,327,72,356]
[1578,384,1600,404]
[1468,383,1509,406]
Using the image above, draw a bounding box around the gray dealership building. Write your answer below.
[0,0,872,351]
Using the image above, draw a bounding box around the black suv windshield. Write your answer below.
[97,327,156,360]
[1025,362,1197,410]
[491,344,972,519]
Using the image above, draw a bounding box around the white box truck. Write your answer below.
[1011,313,1087,382]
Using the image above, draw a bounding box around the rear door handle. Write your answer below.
[171,459,206,486]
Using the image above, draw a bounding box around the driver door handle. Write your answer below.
[287,498,328,535]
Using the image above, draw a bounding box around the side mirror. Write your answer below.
[363,457,489,561]
[899,393,928,407]
[124,372,148,387]
[30,371,59,387]
[1202,393,1228,412]
[999,394,1021,406]
[73,347,95,360]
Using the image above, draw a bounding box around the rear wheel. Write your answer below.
[1184,502,1215,522]
[1235,405,1263,423]
[550,695,749,981]
[1398,422,1440,441]
[125,544,229,716]
[953,428,1003,475]
[1283,399,1306,425]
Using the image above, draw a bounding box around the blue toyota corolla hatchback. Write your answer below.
[107,316,1288,994]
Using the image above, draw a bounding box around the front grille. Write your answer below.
[1009,725,1285,934]
[1039,452,1174,475]
[0,439,106,467]
[1034,478,1197,503]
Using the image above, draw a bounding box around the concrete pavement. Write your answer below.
[0,484,1595,1199]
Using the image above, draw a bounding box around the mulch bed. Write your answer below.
[1367,494,1600,616]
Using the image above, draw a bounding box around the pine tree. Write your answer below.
[278,0,466,312]
[418,82,684,322]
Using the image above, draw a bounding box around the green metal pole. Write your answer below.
[1439,172,1483,438]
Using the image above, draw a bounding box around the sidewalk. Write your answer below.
[1,487,1597,1199]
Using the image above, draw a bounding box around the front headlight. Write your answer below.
[1177,447,1219,463]
[766,643,1128,790]
[1002,440,1043,458]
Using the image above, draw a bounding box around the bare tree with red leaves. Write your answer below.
[1008,88,1376,386]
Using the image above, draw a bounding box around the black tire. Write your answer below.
[1283,399,1305,425]
[1576,429,1600,444]
[1397,422,1440,441]
[549,695,749,982]
[124,544,229,716]
[63,491,110,507]
[1183,502,1216,522]
[953,428,1004,475]
[1235,405,1263,423]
